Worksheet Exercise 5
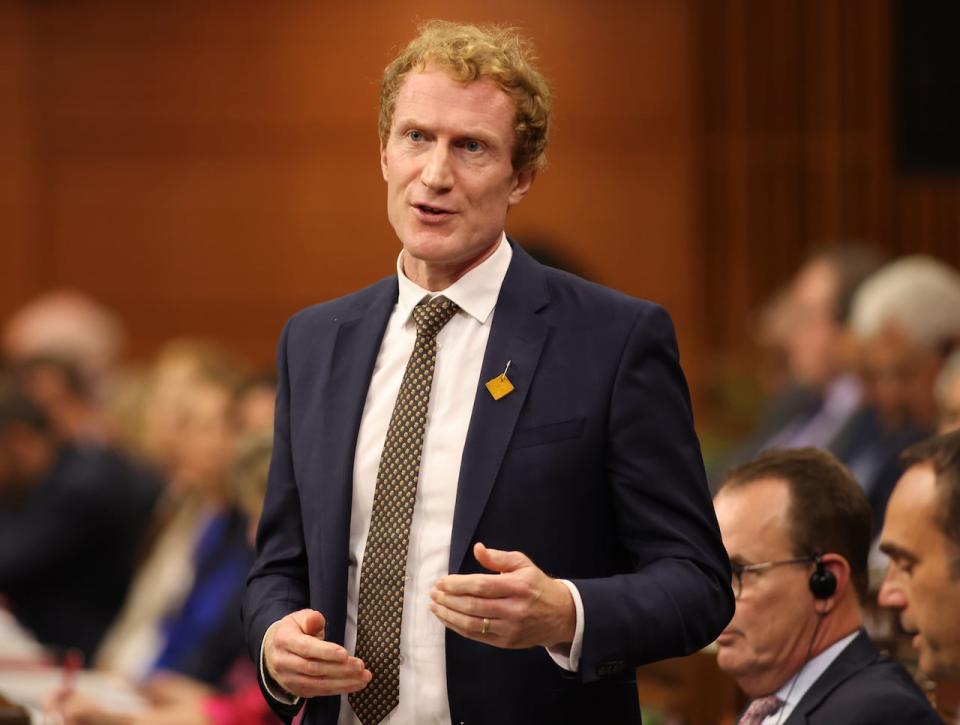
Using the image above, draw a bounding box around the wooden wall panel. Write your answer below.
[2,0,703,386]
[698,0,960,363]
[0,2,36,315]
[12,0,957,401]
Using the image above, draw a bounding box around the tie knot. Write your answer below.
[740,695,783,725]
[412,296,459,339]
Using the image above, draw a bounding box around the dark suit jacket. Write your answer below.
[782,631,941,724]
[0,445,162,659]
[830,412,931,537]
[243,241,734,724]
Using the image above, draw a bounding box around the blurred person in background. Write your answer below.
[712,245,884,483]
[0,375,161,660]
[132,340,249,485]
[851,255,960,434]
[714,448,939,724]
[15,354,110,445]
[96,344,251,687]
[934,350,960,434]
[231,372,277,438]
[2,290,125,400]
[50,430,280,725]
[751,287,795,398]
[848,255,960,528]
[880,430,960,683]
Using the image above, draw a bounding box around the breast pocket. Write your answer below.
[509,417,586,450]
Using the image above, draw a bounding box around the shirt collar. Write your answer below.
[774,630,860,710]
[395,232,512,326]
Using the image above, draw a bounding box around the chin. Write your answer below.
[919,648,956,681]
[716,646,745,676]
[400,230,459,260]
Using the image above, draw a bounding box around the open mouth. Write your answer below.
[414,203,453,216]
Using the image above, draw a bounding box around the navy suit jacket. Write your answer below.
[782,631,941,724]
[243,242,733,724]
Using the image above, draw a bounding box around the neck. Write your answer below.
[402,238,502,291]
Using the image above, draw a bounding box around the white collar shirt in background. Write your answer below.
[760,630,860,725]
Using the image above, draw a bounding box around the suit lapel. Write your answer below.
[448,245,550,574]
[319,277,398,634]
[782,631,875,725]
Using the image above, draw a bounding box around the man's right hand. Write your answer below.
[264,609,372,697]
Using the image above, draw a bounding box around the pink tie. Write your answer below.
[740,695,783,725]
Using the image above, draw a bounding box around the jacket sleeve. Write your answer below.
[571,303,734,681]
[241,319,308,721]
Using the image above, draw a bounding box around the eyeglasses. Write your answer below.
[731,555,815,599]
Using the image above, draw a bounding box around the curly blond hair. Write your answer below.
[379,20,552,172]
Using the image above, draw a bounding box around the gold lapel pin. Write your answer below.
[485,360,515,401]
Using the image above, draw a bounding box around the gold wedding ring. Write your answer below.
[481,617,491,635]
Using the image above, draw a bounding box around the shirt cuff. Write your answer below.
[260,620,301,706]
[545,579,584,672]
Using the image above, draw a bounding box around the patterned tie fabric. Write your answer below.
[349,295,459,725]
[739,695,784,725]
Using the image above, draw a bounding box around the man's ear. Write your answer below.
[380,142,389,182]
[814,553,851,615]
[508,167,536,206]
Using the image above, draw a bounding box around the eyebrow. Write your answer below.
[879,541,917,562]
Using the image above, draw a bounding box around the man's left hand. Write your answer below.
[429,542,576,649]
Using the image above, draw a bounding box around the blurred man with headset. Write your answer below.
[714,448,938,724]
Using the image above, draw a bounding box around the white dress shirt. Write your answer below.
[760,630,860,724]
[262,235,584,723]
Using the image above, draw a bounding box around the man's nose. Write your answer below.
[877,576,908,609]
[420,144,454,191]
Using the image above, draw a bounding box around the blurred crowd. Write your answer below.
[713,249,960,541]
[0,291,280,724]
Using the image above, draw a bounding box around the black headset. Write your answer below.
[808,553,837,600]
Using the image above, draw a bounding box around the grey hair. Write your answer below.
[850,256,960,348]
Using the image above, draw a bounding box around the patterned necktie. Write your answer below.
[349,295,459,725]
[739,695,783,725]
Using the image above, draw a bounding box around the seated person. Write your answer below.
[849,255,960,528]
[49,430,279,725]
[231,372,276,438]
[713,245,883,480]
[97,360,251,686]
[714,447,939,724]
[16,355,110,445]
[0,376,161,660]
[880,429,960,682]
[934,351,960,434]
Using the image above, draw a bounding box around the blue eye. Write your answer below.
[407,130,424,142]
[464,140,482,152]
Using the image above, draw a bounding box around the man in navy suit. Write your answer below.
[714,448,938,724]
[243,20,732,725]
